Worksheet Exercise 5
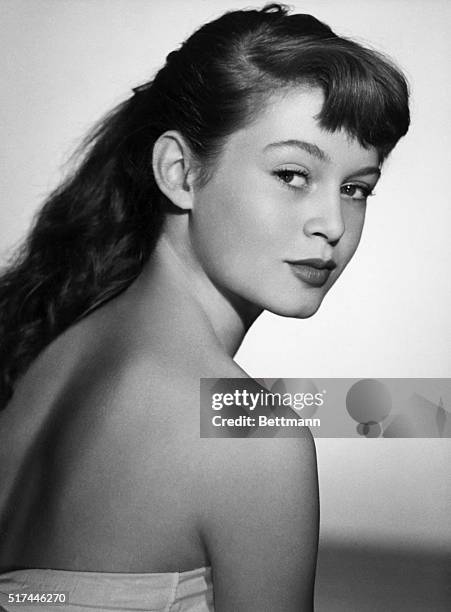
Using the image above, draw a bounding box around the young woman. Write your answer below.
[0,4,409,610]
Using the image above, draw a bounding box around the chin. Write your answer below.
[264,294,325,319]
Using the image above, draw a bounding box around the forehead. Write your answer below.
[224,86,379,169]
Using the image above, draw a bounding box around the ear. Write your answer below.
[152,131,196,211]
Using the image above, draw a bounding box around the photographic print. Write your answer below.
[1,1,450,610]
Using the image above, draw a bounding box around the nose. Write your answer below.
[303,191,345,246]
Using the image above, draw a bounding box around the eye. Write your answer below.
[340,183,374,201]
[273,168,309,190]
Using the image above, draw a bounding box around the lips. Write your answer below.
[286,258,337,287]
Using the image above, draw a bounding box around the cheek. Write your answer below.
[190,177,287,276]
[341,206,367,261]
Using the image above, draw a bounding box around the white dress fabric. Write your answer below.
[0,566,214,611]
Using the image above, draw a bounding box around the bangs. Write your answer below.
[312,41,410,159]
[238,21,410,161]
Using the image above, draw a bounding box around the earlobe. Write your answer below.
[152,131,195,211]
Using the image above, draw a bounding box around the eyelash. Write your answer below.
[340,184,374,201]
[273,168,375,201]
[273,168,310,191]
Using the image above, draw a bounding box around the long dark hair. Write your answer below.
[0,3,410,407]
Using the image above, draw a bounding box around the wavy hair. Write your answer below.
[0,3,410,407]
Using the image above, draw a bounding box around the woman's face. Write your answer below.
[189,87,381,318]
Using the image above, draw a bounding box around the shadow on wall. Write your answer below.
[315,541,451,611]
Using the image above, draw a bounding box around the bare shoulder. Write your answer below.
[142,360,320,608]
[161,363,319,611]
[195,427,319,611]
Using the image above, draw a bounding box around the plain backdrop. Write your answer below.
[1,0,450,551]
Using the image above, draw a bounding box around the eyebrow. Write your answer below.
[346,166,381,179]
[264,139,331,162]
[264,139,381,178]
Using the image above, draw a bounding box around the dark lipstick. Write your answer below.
[287,258,336,287]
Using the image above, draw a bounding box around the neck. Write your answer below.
[126,231,262,357]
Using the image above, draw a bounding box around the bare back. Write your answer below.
[0,302,221,573]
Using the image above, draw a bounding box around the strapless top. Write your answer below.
[0,566,213,611]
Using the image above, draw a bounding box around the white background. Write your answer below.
[1,0,450,550]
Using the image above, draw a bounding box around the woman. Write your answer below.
[0,3,409,611]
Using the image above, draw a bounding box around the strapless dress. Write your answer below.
[0,566,213,611]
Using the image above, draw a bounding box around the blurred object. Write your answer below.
[384,393,451,438]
